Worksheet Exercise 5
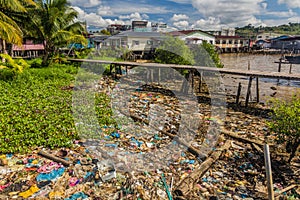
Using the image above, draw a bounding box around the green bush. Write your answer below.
[27,58,43,68]
[0,68,16,81]
[268,96,300,162]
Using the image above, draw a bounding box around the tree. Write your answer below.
[100,29,111,35]
[154,36,194,65]
[27,0,87,65]
[268,96,300,162]
[0,0,36,54]
[191,41,223,68]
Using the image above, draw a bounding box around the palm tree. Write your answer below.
[27,0,87,65]
[0,0,35,54]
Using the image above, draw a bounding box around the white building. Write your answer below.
[169,30,215,45]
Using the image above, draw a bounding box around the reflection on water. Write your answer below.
[220,53,300,87]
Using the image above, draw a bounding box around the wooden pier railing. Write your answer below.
[68,59,300,106]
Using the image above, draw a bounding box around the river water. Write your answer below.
[219,54,300,102]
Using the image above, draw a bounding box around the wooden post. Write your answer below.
[278,58,282,72]
[245,76,253,107]
[191,70,194,94]
[158,68,161,84]
[150,69,154,83]
[248,60,251,70]
[146,69,150,84]
[125,66,128,75]
[236,82,242,105]
[110,64,113,75]
[264,144,274,200]
[198,72,203,93]
[289,63,292,74]
[256,77,259,103]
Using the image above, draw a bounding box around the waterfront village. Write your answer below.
[1,16,300,200]
[9,20,300,60]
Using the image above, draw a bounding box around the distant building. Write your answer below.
[255,39,271,49]
[132,21,151,32]
[256,32,281,41]
[151,22,168,32]
[107,24,131,35]
[215,35,250,53]
[270,35,300,51]
[169,30,215,45]
[211,28,236,36]
[102,31,165,59]
[11,39,44,58]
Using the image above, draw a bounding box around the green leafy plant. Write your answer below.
[268,96,300,162]
[0,63,117,153]
[0,53,29,73]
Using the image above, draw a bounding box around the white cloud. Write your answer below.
[119,12,143,20]
[69,0,101,8]
[142,14,150,19]
[191,0,266,28]
[171,14,189,21]
[265,9,297,18]
[278,0,300,8]
[73,6,124,27]
[97,5,113,15]
[173,20,189,29]
[108,2,169,15]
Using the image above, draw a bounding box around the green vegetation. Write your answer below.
[268,96,300,162]
[0,0,36,50]
[154,36,223,68]
[236,23,300,39]
[192,41,223,68]
[0,54,29,73]
[0,62,116,153]
[154,36,194,65]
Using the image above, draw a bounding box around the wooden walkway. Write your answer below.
[69,59,300,81]
[69,59,300,107]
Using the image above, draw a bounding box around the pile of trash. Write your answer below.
[1,74,299,200]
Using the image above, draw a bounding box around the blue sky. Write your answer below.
[69,0,300,30]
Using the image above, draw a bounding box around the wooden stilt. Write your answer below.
[198,72,202,93]
[278,58,282,72]
[245,76,253,107]
[191,70,195,93]
[158,68,161,84]
[125,66,128,75]
[264,144,274,200]
[289,63,292,74]
[150,69,154,83]
[256,77,259,103]
[109,64,113,75]
[236,82,242,105]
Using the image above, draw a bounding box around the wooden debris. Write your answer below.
[275,184,297,198]
[174,140,231,197]
[38,150,72,166]
[222,129,270,147]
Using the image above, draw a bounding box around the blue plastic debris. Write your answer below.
[36,168,65,182]
[64,192,88,200]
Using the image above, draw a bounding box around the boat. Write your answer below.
[284,55,300,64]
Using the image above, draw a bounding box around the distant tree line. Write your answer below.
[235,22,300,39]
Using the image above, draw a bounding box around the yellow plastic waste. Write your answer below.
[49,190,64,199]
[19,184,39,198]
